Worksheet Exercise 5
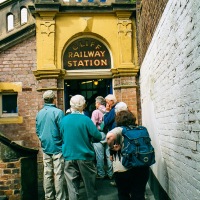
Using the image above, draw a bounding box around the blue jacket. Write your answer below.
[60,113,102,161]
[36,104,64,154]
[103,103,117,131]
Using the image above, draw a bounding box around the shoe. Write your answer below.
[110,181,117,187]
[96,174,105,179]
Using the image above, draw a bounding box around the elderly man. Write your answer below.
[60,95,102,200]
[91,96,113,179]
[104,94,118,132]
[36,90,66,200]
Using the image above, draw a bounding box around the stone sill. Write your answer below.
[0,116,23,124]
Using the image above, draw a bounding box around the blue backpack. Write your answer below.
[121,125,156,168]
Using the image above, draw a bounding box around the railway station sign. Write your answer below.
[63,38,111,70]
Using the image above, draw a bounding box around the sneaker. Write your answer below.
[96,174,105,179]
[110,181,117,187]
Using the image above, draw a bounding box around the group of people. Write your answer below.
[36,90,149,200]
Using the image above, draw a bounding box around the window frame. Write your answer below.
[0,82,23,124]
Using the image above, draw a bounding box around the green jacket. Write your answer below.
[60,112,102,161]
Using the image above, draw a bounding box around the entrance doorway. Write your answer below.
[64,79,112,117]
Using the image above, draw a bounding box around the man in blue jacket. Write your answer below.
[104,94,118,131]
[36,90,66,200]
[60,95,102,200]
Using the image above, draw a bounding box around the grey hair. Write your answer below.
[95,96,106,106]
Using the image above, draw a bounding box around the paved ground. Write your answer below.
[38,178,155,200]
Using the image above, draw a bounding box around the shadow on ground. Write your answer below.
[38,178,155,200]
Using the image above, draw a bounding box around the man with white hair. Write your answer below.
[36,90,66,200]
[60,95,102,200]
[104,94,118,132]
[91,96,113,179]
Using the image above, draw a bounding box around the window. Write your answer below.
[2,93,18,114]
[20,7,28,24]
[0,93,18,117]
[0,82,23,124]
[7,13,14,31]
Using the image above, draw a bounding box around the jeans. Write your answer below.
[43,152,67,200]
[64,160,98,200]
[93,138,113,178]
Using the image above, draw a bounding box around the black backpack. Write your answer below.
[121,125,156,168]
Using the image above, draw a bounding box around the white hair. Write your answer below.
[115,102,128,113]
[70,95,86,111]
[105,94,117,104]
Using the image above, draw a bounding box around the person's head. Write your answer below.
[115,102,128,114]
[43,90,56,104]
[115,110,136,126]
[105,94,117,108]
[70,95,86,112]
[95,96,106,108]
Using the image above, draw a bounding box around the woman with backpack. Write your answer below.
[106,110,151,200]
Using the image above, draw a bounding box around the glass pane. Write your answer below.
[2,94,17,113]
[7,14,14,31]
[21,8,28,24]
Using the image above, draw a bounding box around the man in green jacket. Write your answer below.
[36,90,66,200]
[60,95,102,200]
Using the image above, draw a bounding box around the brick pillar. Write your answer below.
[113,76,141,124]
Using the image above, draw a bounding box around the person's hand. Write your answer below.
[106,132,116,146]
[106,103,111,111]
[110,155,113,161]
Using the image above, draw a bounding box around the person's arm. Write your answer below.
[91,110,99,126]
[106,127,123,151]
[86,117,102,142]
[56,110,65,138]
[103,108,115,127]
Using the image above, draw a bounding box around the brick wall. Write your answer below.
[0,161,21,200]
[136,0,169,65]
[0,36,39,148]
[139,0,200,199]
[113,76,141,124]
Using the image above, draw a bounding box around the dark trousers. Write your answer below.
[114,167,149,200]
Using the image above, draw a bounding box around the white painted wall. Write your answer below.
[140,0,200,199]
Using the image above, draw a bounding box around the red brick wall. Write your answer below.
[136,0,169,65]
[0,37,40,149]
[113,76,141,124]
[0,161,21,200]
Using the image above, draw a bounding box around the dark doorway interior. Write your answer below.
[64,79,112,117]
